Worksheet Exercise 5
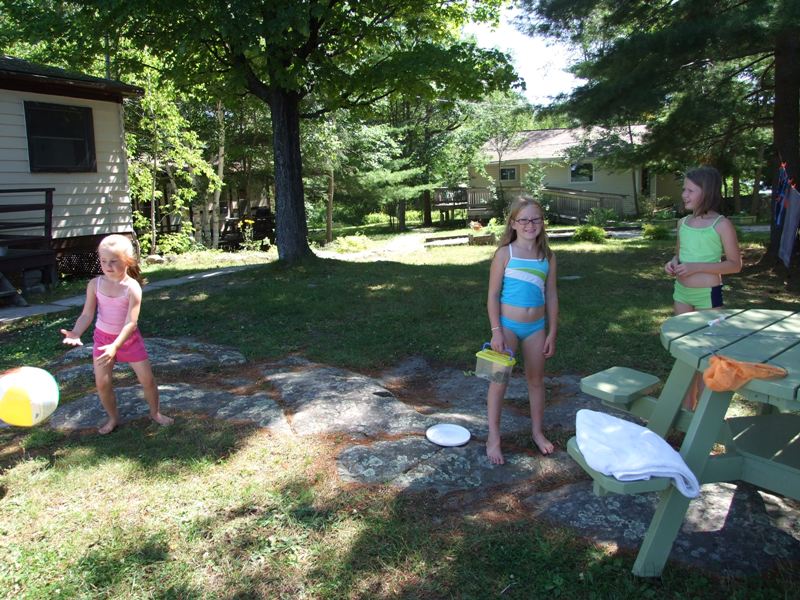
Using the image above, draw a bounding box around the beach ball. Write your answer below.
[0,367,59,427]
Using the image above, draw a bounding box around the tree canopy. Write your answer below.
[517,0,800,258]
[91,0,520,261]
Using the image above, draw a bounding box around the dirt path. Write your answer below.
[313,232,428,261]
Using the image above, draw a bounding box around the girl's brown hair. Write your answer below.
[98,234,143,284]
[686,166,723,215]
[496,197,552,259]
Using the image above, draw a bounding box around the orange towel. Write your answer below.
[702,355,787,391]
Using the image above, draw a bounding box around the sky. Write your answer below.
[462,7,583,106]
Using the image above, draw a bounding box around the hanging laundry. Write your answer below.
[779,186,800,268]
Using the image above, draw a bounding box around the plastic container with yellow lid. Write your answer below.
[475,343,516,384]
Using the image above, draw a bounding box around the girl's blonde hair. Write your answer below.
[496,197,552,259]
[98,234,143,284]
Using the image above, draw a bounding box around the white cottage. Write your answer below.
[0,55,142,280]
[466,127,683,220]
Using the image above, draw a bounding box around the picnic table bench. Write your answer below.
[568,308,800,576]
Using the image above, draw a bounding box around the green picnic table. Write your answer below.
[569,308,800,577]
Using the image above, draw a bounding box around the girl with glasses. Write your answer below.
[485,198,558,464]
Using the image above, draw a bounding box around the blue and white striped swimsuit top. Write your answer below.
[500,244,549,308]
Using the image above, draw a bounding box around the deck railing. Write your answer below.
[434,186,629,222]
[0,188,55,247]
[433,187,494,218]
[542,187,627,223]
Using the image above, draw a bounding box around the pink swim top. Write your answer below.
[95,277,130,335]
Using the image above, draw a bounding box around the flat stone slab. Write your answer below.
[262,359,435,437]
[49,382,290,434]
[338,438,584,494]
[50,338,247,386]
[523,481,800,577]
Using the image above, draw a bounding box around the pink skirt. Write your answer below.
[93,327,149,363]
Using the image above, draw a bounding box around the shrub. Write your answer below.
[405,209,423,223]
[329,233,373,253]
[158,222,198,255]
[572,225,606,243]
[585,207,618,227]
[652,207,676,220]
[364,212,390,225]
[642,224,670,240]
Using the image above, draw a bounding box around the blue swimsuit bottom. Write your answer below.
[500,315,545,340]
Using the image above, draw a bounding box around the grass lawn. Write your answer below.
[0,231,797,598]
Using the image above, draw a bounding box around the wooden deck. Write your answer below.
[433,186,630,223]
[0,188,57,302]
[433,188,493,220]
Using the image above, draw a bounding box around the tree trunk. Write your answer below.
[751,146,765,217]
[631,169,640,217]
[326,167,334,244]
[201,195,211,245]
[733,174,741,214]
[768,28,800,258]
[627,124,640,217]
[150,153,158,254]
[270,88,311,261]
[397,200,406,231]
[422,189,432,226]
[191,202,203,244]
[211,99,225,250]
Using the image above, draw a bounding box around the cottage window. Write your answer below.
[24,101,96,172]
[570,162,594,183]
[500,167,516,181]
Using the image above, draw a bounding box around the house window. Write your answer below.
[570,162,594,183]
[24,101,96,172]
[500,167,516,181]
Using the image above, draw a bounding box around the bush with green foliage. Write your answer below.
[585,207,618,227]
[364,212,390,225]
[132,210,152,255]
[328,232,373,253]
[642,224,670,240]
[652,207,676,220]
[158,221,200,255]
[572,225,606,243]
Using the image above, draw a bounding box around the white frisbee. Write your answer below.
[425,423,471,447]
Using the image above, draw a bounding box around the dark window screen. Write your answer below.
[24,101,96,172]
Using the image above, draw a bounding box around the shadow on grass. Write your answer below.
[2,416,262,481]
[199,478,798,600]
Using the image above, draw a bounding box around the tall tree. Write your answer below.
[472,91,534,217]
[517,0,800,259]
[90,0,517,262]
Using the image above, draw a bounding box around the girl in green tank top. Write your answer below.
[664,167,741,409]
[664,166,741,315]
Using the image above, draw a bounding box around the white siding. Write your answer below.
[475,161,640,215]
[0,89,133,240]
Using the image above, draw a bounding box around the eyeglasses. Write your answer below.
[515,217,543,227]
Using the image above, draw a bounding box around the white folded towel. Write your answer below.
[575,409,700,498]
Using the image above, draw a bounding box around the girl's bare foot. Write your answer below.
[486,435,504,465]
[532,431,554,455]
[151,412,174,426]
[98,419,118,435]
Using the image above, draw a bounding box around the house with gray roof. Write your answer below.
[0,55,143,292]
[461,127,682,220]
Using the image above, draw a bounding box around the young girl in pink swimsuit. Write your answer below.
[61,235,173,434]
